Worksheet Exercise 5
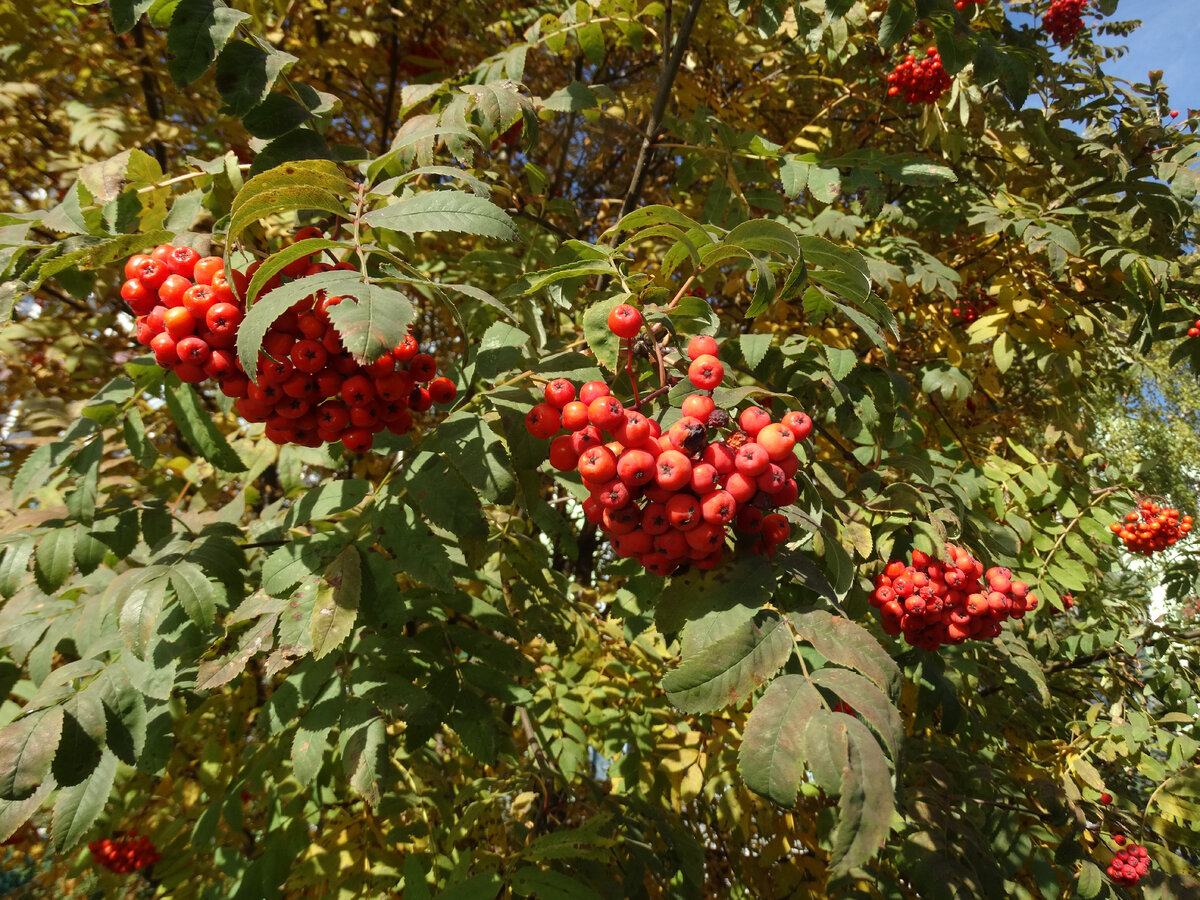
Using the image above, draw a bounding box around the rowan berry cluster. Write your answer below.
[887,48,952,105]
[1186,317,1200,338]
[1043,0,1087,47]
[121,236,456,454]
[526,330,812,576]
[88,833,160,874]
[951,276,996,323]
[1108,500,1193,555]
[1107,843,1151,886]
[870,545,1039,650]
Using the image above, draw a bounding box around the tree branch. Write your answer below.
[613,0,704,234]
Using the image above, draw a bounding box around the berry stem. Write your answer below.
[625,340,641,409]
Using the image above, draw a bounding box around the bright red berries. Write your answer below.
[1187,317,1200,338]
[1108,500,1192,555]
[887,48,951,105]
[870,544,1039,651]
[1100,792,1113,805]
[524,335,811,575]
[1107,843,1151,886]
[955,0,986,9]
[122,239,454,453]
[688,354,724,391]
[607,303,643,339]
[89,833,160,874]
[1043,0,1087,47]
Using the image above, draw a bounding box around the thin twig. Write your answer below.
[612,0,705,238]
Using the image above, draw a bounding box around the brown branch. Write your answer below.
[379,12,401,154]
[612,0,705,234]
[131,23,169,170]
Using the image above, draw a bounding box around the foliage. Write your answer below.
[0,0,1198,897]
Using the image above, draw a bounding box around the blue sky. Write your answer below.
[1007,1,1198,113]
[1097,2,1198,114]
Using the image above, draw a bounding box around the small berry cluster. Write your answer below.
[950,276,996,323]
[955,0,986,9]
[123,244,246,384]
[1108,500,1193,555]
[1186,317,1200,338]
[1107,842,1151,886]
[887,48,952,105]
[525,332,812,577]
[870,545,1039,650]
[88,833,160,874]
[121,236,456,454]
[1043,0,1087,47]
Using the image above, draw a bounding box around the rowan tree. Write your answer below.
[0,1,1198,898]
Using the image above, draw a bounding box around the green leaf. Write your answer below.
[815,714,894,875]
[310,545,360,660]
[243,237,352,311]
[100,675,147,766]
[809,668,903,761]
[111,0,155,33]
[740,333,773,371]
[662,613,794,714]
[0,707,65,801]
[423,413,516,505]
[879,0,916,48]
[798,236,871,307]
[195,613,278,690]
[248,128,337,177]
[363,191,517,240]
[235,270,364,373]
[214,39,298,117]
[116,567,170,659]
[738,675,824,806]
[541,81,598,113]
[339,702,385,808]
[0,781,54,844]
[164,380,247,471]
[34,527,75,594]
[166,0,249,87]
[582,295,626,372]
[170,559,218,627]
[674,555,775,657]
[788,610,901,696]
[1077,861,1103,899]
[50,750,117,851]
[724,219,800,258]
[432,873,503,900]
[227,187,348,255]
[404,857,434,900]
[326,284,417,364]
[512,868,601,900]
[241,92,313,140]
[66,438,102,524]
[284,480,371,528]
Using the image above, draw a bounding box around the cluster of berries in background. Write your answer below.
[88,834,160,874]
[887,48,952,105]
[1109,499,1193,555]
[1107,841,1152,886]
[526,311,812,576]
[1043,0,1087,47]
[121,235,456,454]
[950,276,997,324]
[870,545,1039,650]
[1186,317,1200,338]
